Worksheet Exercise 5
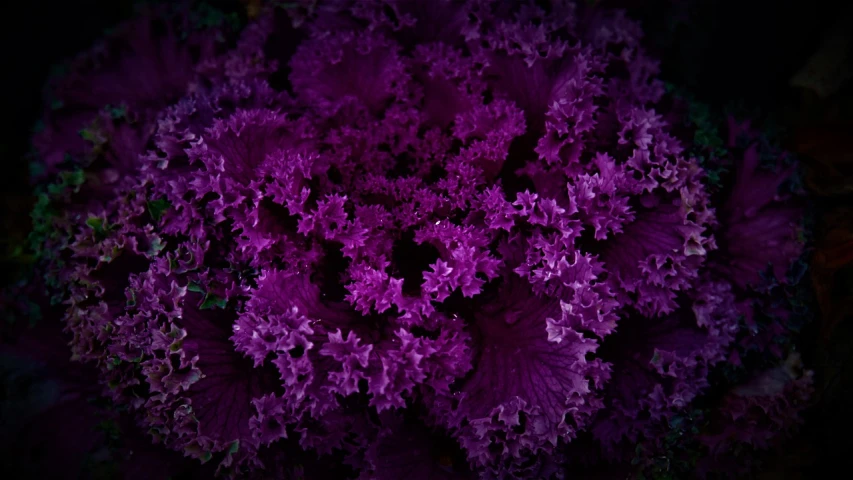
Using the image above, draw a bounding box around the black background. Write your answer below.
[1,0,851,477]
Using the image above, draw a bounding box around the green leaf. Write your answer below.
[29,160,46,178]
[187,281,205,294]
[105,104,127,119]
[200,294,227,310]
[147,198,172,223]
[46,168,86,196]
[228,440,240,455]
[148,236,166,256]
[79,126,105,144]
[705,169,721,187]
[167,324,184,339]
[669,415,684,429]
[86,217,107,236]
[650,351,661,365]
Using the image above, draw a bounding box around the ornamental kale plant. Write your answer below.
[12,0,812,478]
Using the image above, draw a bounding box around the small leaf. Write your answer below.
[166,325,185,339]
[669,415,684,430]
[79,126,105,144]
[86,217,107,236]
[29,161,46,178]
[200,294,227,310]
[650,351,661,365]
[148,236,166,256]
[147,198,172,223]
[105,104,127,119]
[228,440,240,455]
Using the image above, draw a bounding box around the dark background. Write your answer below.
[1,1,137,287]
[2,0,851,478]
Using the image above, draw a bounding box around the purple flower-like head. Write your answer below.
[23,0,811,477]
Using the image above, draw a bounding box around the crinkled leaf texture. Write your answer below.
[28,0,810,478]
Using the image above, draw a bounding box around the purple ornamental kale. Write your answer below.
[27,2,243,304]
[700,353,813,463]
[711,117,804,292]
[23,0,811,478]
[591,276,740,460]
[31,3,225,181]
